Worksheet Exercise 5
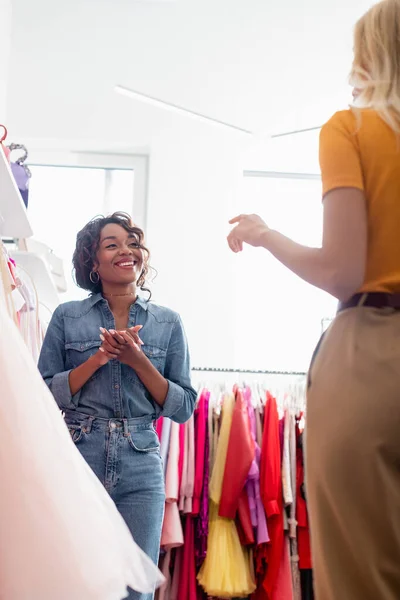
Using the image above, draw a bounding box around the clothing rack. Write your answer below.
[191,367,307,377]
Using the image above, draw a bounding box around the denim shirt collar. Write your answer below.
[87,293,149,312]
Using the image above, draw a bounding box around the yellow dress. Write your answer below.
[197,393,256,598]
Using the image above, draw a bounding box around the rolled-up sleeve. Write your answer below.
[38,305,76,409]
[161,316,197,424]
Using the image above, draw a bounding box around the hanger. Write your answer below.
[0,124,7,143]
[7,143,31,176]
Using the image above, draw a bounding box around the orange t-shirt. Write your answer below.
[319,108,400,293]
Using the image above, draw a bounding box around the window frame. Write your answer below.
[27,150,149,230]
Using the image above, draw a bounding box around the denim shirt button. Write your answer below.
[114,384,119,389]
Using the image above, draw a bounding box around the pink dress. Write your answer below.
[161,421,184,549]
[178,415,197,600]
[179,416,195,514]
[192,390,209,515]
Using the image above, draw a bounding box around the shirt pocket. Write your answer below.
[65,340,102,381]
[124,344,167,390]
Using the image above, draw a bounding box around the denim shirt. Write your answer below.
[38,294,197,423]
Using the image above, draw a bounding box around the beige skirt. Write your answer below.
[306,306,400,600]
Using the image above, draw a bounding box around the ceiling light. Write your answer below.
[271,125,322,138]
[115,85,253,136]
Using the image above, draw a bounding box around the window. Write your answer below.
[26,152,148,301]
[234,173,337,373]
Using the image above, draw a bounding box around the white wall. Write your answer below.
[0,0,11,119]
[4,0,373,367]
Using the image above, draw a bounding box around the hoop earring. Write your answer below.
[90,270,100,284]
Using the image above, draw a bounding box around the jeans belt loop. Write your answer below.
[123,418,129,438]
[84,415,94,434]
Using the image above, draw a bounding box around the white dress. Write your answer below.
[0,305,165,600]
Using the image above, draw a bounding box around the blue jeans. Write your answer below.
[64,410,165,600]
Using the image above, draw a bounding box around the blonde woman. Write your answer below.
[228,0,400,597]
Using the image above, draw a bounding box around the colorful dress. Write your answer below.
[197,393,256,598]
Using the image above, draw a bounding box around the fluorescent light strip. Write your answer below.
[115,85,253,135]
[271,125,322,138]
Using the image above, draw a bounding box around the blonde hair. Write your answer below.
[350,0,400,132]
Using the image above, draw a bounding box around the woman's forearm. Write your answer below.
[131,357,169,406]
[260,229,340,297]
[68,354,103,396]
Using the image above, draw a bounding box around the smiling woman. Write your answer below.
[72,212,152,300]
[37,211,197,600]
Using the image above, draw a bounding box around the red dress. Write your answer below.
[258,393,284,599]
[219,388,255,518]
[296,421,312,570]
[219,388,255,546]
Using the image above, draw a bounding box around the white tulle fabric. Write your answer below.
[0,306,165,600]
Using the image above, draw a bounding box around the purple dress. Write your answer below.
[244,387,269,544]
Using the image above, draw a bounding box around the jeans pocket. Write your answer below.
[127,427,160,453]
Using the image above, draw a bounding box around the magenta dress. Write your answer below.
[195,392,210,565]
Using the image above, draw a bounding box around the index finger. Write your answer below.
[100,328,121,349]
[229,215,244,225]
[111,330,126,344]
[119,329,144,345]
[120,330,141,351]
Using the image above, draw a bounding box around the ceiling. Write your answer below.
[7,0,373,147]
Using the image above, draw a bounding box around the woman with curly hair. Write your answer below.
[38,211,196,600]
[228,0,400,597]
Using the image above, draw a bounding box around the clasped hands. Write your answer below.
[97,325,145,367]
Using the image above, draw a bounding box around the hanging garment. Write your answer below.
[236,489,255,546]
[165,422,181,504]
[193,390,209,515]
[158,550,172,600]
[170,548,183,600]
[289,415,301,600]
[8,143,31,208]
[208,393,215,472]
[296,425,312,571]
[161,418,172,479]
[177,517,197,600]
[0,306,164,600]
[161,422,184,549]
[197,393,256,598]
[180,415,195,514]
[244,387,269,545]
[282,410,293,507]
[179,418,189,512]
[258,393,285,599]
[178,423,185,491]
[272,536,294,600]
[255,406,263,448]
[195,394,210,566]
[300,570,314,600]
[156,417,164,440]
[219,388,255,519]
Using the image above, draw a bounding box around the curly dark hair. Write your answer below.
[72,211,153,298]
